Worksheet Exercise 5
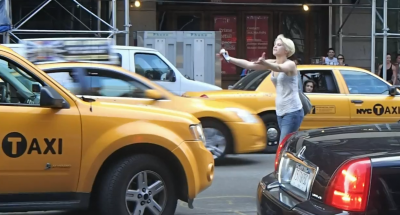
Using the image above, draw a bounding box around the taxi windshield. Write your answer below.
[0,60,42,105]
[232,70,270,91]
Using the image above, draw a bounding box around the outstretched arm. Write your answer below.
[256,58,297,74]
[226,57,273,71]
[217,50,275,71]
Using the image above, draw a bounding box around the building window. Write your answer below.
[246,15,269,61]
[214,16,237,75]
[177,14,201,31]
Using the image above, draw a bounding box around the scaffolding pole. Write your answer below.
[5,0,131,45]
[124,0,131,46]
[329,0,333,48]
[382,0,388,81]
[339,0,343,54]
[371,0,376,75]
[2,0,10,43]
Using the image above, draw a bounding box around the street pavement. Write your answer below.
[0,154,275,215]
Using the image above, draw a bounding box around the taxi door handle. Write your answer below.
[351,100,364,104]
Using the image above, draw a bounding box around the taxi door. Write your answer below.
[299,69,351,130]
[338,69,400,125]
[0,56,82,194]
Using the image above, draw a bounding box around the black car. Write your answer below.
[257,123,400,215]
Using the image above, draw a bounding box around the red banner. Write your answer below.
[214,16,237,75]
[246,15,269,61]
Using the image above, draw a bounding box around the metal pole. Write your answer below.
[141,0,369,6]
[329,0,332,48]
[3,0,10,43]
[98,0,102,31]
[112,0,117,45]
[371,0,376,74]
[339,0,343,54]
[124,0,130,45]
[333,33,400,38]
[382,0,388,81]
[12,29,115,33]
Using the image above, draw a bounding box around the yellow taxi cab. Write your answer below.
[37,62,267,160]
[0,45,214,215]
[183,65,400,152]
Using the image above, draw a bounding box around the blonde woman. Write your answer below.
[218,34,303,143]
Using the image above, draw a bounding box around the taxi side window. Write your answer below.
[45,69,82,95]
[0,58,45,106]
[85,69,151,98]
[134,53,176,82]
[340,70,389,94]
[300,70,339,93]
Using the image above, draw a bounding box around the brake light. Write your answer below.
[200,94,208,98]
[325,158,371,212]
[274,132,295,172]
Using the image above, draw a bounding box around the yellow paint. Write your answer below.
[38,63,267,154]
[0,46,214,201]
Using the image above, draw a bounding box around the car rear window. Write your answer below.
[232,70,270,91]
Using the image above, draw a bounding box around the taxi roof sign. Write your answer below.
[19,38,119,65]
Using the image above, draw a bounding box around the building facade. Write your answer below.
[5,0,400,88]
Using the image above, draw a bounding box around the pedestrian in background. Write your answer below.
[325,48,339,65]
[217,34,304,143]
[337,54,349,66]
[377,53,397,85]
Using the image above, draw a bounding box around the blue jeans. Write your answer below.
[277,109,304,143]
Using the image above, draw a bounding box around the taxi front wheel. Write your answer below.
[95,154,177,215]
[201,118,233,160]
[261,113,280,153]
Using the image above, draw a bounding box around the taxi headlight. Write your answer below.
[225,108,258,123]
[189,124,206,144]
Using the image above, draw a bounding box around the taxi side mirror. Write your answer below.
[389,85,400,96]
[145,89,164,100]
[40,86,65,108]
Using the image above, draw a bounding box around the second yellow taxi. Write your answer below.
[37,62,267,160]
[184,65,400,152]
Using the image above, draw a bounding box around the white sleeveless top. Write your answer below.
[270,72,303,116]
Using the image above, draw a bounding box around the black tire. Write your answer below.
[201,118,233,160]
[95,154,177,215]
[260,113,280,153]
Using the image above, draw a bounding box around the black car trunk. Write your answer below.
[284,124,400,213]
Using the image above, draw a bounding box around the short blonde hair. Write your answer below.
[275,34,295,57]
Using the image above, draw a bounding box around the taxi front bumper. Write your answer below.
[226,121,266,154]
[173,140,214,200]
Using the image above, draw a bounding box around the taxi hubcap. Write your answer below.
[267,127,279,146]
[125,170,166,215]
[203,128,226,159]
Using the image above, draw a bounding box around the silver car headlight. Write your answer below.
[189,124,206,144]
[225,108,258,123]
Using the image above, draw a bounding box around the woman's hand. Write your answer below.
[254,52,267,65]
[216,49,228,60]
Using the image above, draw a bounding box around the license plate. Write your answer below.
[290,163,310,192]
